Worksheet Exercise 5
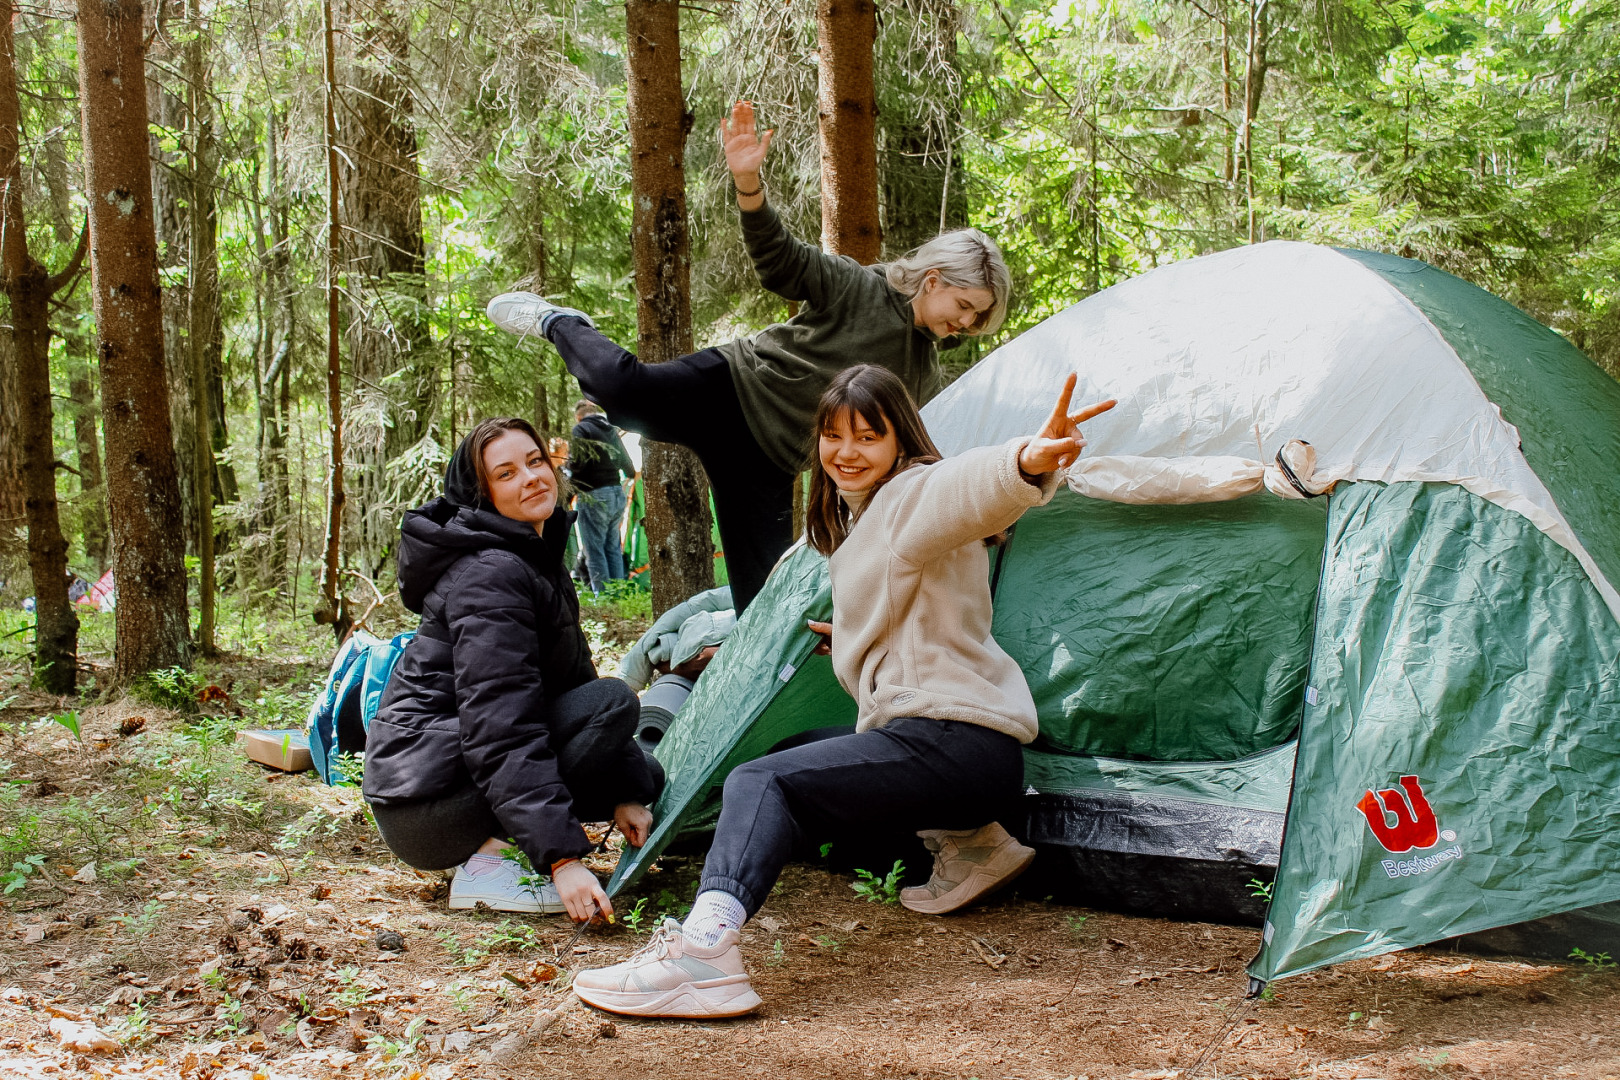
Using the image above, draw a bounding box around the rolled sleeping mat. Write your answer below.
[637,673,694,752]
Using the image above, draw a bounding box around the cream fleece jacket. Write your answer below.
[829,439,1059,743]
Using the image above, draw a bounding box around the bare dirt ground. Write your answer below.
[4,668,1620,1080]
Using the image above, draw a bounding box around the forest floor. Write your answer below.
[3,611,1620,1080]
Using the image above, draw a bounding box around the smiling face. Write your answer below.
[818,406,900,497]
[480,429,558,531]
[910,272,996,339]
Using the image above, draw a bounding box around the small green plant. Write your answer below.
[368,1017,426,1069]
[215,993,249,1035]
[651,887,692,922]
[436,930,480,966]
[818,842,834,859]
[475,920,542,954]
[1346,1010,1365,1026]
[444,981,476,1014]
[133,665,203,712]
[1414,1050,1451,1073]
[331,966,386,1008]
[766,939,786,966]
[1248,878,1274,902]
[46,710,82,742]
[110,899,167,936]
[621,897,651,934]
[332,752,366,788]
[111,1002,155,1047]
[851,859,905,904]
[1570,946,1616,971]
[1064,913,1090,934]
[812,933,842,952]
[1,853,45,894]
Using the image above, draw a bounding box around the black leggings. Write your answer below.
[549,318,796,614]
[697,717,1026,917]
[371,681,665,871]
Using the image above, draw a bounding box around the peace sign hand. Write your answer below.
[1017,374,1115,477]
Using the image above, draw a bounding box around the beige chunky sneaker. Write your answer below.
[573,919,762,1018]
[900,822,1036,915]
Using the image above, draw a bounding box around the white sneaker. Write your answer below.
[573,918,762,1018]
[447,857,566,914]
[485,291,596,339]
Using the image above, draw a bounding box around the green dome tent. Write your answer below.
[607,241,1620,988]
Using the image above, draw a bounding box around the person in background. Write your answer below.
[485,100,1012,614]
[568,400,636,593]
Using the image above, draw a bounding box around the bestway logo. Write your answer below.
[1356,775,1463,881]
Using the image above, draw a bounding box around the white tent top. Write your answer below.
[922,241,1620,619]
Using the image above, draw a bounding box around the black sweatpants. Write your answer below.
[696,717,1026,917]
[371,680,665,871]
[549,318,796,614]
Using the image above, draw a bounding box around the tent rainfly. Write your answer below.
[607,242,1620,989]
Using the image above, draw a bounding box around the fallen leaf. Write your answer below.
[22,927,44,945]
[72,863,97,885]
[48,1017,119,1053]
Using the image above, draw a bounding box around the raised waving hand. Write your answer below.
[1017,374,1116,476]
[720,100,772,210]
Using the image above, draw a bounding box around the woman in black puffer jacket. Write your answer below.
[364,417,661,922]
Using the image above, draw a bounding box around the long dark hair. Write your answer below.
[806,366,942,556]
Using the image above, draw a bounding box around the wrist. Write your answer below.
[550,857,580,875]
[732,173,764,199]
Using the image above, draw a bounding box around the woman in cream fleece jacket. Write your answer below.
[572,365,1114,1019]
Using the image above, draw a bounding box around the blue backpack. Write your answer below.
[305,630,415,785]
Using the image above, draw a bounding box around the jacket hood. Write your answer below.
[396,497,574,614]
[574,413,615,440]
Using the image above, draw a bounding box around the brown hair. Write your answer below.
[806,367,942,556]
[467,417,569,507]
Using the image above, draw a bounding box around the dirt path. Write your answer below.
[3,683,1618,1079]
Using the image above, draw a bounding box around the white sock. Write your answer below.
[682,890,746,946]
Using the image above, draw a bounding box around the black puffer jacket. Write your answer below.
[363,492,598,869]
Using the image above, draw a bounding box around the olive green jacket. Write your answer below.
[716,203,942,473]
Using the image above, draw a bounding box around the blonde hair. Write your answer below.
[884,228,1012,336]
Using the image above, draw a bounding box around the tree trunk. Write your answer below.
[0,326,21,534]
[816,0,881,263]
[76,0,191,681]
[625,0,714,615]
[0,2,78,692]
[145,1,198,552]
[185,0,216,653]
[314,0,349,638]
[340,2,433,570]
[1236,0,1270,243]
[68,359,109,572]
[265,111,293,580]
